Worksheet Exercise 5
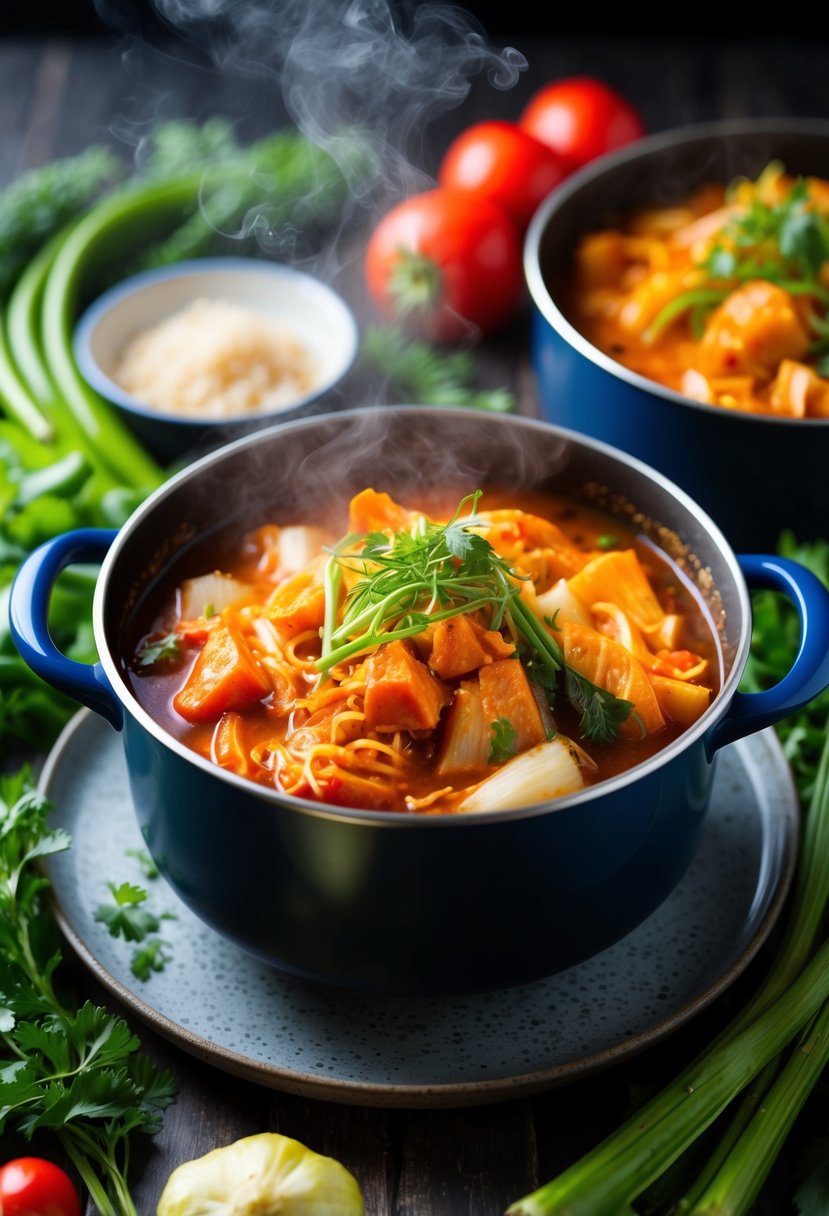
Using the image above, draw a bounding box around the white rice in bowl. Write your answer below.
[112,297,320,418]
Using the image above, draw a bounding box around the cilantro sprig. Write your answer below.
[488,717,517,765]
[317,492,634,744]
[0,769,176,1216]
[94,880,175,981]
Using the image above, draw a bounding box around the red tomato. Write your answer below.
[437,120,568,234]
[0,1158,81,1216]
[519,76,645,172]
[364,187,523,344]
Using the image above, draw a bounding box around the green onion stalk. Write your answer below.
[507,729,829,1216]
[507,934,829,1216]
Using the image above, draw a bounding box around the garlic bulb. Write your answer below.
[156,1132,365,1216]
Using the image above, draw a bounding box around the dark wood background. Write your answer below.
[2,8,829,1213]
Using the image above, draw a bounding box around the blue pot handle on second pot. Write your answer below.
[9,528,123,731]
[707,554,829,756]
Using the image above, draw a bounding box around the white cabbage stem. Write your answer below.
[457,737,585,813]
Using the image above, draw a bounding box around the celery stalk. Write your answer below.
[689,1003,829,1216]
[506,937,829,1216]
[6,225,71,411]
[0,312,53,441]
[508,727,829,1216]
[40,176,202,490]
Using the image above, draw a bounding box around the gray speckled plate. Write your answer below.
[40,710,798,1109]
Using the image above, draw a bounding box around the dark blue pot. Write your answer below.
[525,118,829,553]
[10,408,829,994]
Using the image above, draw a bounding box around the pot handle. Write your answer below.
[9,527,123,731]
[706,554,829,755]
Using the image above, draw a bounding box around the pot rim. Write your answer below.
[94,405,752,829]
[524,115,829,428]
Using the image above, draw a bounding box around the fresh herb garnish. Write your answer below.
[135,631,181,668]
[130,938,174,983]
[646,166,829,350]
[0,769,176,1216]
[318,493,634,743]
[94,872,175,981]
[488,717,517,764]
[95,881,162,941]
[565,668,638,745]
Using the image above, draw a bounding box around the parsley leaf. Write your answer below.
[131,939,174,982]
[95,882,162,942]
[135,631,181,668]
[488,717,517,765]
[0,771,176,1214]
[94,879,175,979]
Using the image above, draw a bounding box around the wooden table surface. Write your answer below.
[3,17,829,1215]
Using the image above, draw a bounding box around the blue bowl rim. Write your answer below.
[92,404,753,830]
[73,256,361,430]
[524,115,829,429]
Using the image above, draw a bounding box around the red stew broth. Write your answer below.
[122,486,721,813]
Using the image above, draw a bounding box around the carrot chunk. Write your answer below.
[173,619,272,724]
[429,615,515,679]
[266,564,326,638]
[478,659,547,754]
[348,488,414,535]
[650,674,711,725]
[561,621,665,739]
[212,711,260,780]
[364,640,451,733]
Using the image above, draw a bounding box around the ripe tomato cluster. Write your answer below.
[364,76,644,344]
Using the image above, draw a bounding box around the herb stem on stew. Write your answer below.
[318,492,635,745]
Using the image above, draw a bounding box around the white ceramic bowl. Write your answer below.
[74,257,360,462]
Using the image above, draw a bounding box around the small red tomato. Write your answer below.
[0,1157,81,1216]
[364,187,523,344]
[519,76,645,172]
[438,119,568,234]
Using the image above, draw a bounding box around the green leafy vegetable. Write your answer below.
[0,770,176,1216]
[318,492,634,743]
[130,939,174,983]
[743,531,829,801]
[0,146,121,298]
[564,668,638,745]
[359,323,516,413]
[134,124,373,272]
[94,881,166,942]
[94,853,175,982]
[488,717,517,764]
[136,631,182,669]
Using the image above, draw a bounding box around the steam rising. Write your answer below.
[102,0,526,228]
